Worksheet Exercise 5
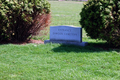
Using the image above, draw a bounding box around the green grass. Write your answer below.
[0,44,120,80]
[0,1,120,80]
[50,1,83,26]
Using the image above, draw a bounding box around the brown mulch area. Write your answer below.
[27,39,44,44]
[0,39,44,45]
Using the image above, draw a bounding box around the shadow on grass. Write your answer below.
[52,42,120,53]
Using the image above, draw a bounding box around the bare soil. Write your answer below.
[0,39,44,45]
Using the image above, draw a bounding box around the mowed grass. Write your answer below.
[0,44,120,80]
[50,1,83,26]
[0,1,120,80]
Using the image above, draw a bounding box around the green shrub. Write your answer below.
[80,0,120,47]
[0,0,51,42]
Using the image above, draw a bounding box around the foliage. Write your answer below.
[80,0,120,47]
[0,0,51,42]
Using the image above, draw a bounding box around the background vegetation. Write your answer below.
[0,0,50,42]
[80,0,120,47]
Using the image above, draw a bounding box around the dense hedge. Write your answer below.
[80,0,120,47]
[0,0,51,42]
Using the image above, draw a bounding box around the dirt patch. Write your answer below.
[29,39,44,44]
[0,39,44,45]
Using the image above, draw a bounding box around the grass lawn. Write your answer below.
[0,43,120,80]
[50,1,83,26]
[0,1,120,80]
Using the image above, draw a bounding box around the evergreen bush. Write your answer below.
[0,0,51,42]
[80,0,120,47]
